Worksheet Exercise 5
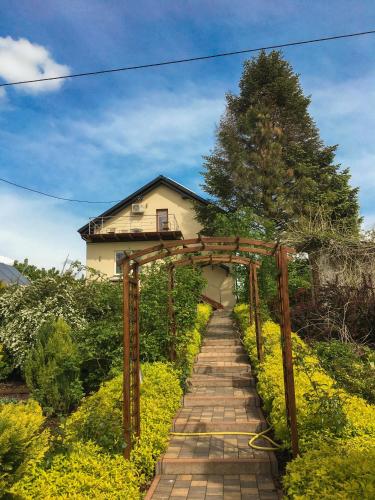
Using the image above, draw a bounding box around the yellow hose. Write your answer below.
[170,426,282,452]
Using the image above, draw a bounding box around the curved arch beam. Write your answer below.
[122,237,295,266]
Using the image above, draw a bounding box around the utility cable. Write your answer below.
[0,29,374,88]
[0,176,121,203]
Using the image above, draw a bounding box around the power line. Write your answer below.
[1,29,375,88]
[0,177,121,203]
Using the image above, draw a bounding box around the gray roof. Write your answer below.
[0,263,29,285]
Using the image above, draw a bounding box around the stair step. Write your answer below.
[193,363,251,375]
[203,339,241,346]
[197,352,248,362]
[183,394,260,408]
[188,374,254,387]
[157,457,277,475]
[173,405,266,432]
[200,345,244,353]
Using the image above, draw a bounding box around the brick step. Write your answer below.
[183,395,260,408]
[146,473,279,500]
[157,457,277,475]
[203,339,241,346]
[193,363,251,375]
[200,345,244,353]
[197,352,248,362]
[188,374,254,387]
[173,405,266,433]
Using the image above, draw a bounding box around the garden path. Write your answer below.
[146,310,280,499]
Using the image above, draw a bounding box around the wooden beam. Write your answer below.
[276,246,299,458]
[168,264,176,361]
[122,258,131,459]
[252,264,264,363]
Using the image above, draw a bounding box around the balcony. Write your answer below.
[81,214,183,242]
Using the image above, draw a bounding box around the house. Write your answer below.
[78,175,235,308]
[0,262,29,286]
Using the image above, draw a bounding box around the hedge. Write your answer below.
[10,440,141,499]
[234,304,375,498]
[0,400,49,493]
[8,303,211,498]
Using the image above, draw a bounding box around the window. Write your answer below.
[115,251,125,275]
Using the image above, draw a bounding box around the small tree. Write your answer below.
[24,318,83,415]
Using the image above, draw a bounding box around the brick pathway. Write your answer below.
[146,310,279,500]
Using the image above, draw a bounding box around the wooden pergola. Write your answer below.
[121,237,299,459]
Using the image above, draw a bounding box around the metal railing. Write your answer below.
[88,214,180,235]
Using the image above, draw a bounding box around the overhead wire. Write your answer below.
[1,29,375,203]
[0,29,374,88]
[0,177,121,203]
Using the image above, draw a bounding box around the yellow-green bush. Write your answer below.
[233,304,375,449]
[65,362,182,481]
[176,303,212,383]
[234,304,375,498]
[0,400,49,493]
[11,441,141,499]
[284,436,375,499]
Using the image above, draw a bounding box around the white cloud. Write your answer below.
[0,36,70,93]
[0,189,85,269]
[303,71,375,229]
[73,91,224,164]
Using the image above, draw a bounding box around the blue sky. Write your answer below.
[1,0,375,267]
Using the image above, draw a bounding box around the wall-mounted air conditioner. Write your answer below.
[131,203,145,214]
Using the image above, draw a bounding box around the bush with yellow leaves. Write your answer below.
[10,441,141,499]
[0,400,49,494]
[65,362,183,480]
[234,304,375,499]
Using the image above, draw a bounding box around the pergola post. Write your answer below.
[122,258,131,459]
[122,259,140,459]
[248,264,254,325]
[252,264,264,363]
[133,263,141,439]
[168,264,176,361]
[276,245,299,457]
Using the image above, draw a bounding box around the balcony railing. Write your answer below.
[88,214,180,235]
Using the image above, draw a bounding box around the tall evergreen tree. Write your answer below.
[197,51,360,235]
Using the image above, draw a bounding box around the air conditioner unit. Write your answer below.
[131,203,145,214]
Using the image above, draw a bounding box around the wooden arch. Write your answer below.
[121,237,299,459]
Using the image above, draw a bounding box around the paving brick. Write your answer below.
[147,311,279,500]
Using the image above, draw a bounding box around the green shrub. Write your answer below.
[0,400,49,492]
[234,304,375,451]
[234,304,375,498]
[24,318,83,415]
[139,263,206,363]
[0,269,122,367]
[65,362,182,480]
[176,303,212,384]
[284,436,375,499]
[10,441,141,499]
[314,340,375,404]
[0,343,13,381]
[73,319,123,393]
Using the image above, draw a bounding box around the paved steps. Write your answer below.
[147,310,279,499]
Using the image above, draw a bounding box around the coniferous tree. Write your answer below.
[197,51,360,236]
